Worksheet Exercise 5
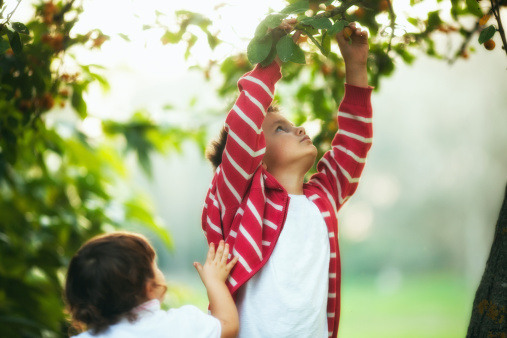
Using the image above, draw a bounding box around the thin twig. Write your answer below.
[490,0,507,57]
[316,0,364,20]
[386,0,396,52]
[3,0,23,25]
[449,21,481,65]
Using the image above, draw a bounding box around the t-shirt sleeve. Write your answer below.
[168,305,221,338]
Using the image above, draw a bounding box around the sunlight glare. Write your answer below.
[341,202,374,242]
[81,116,103,138]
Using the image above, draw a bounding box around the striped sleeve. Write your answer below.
[212,62,282,238]
[309,84,373,212]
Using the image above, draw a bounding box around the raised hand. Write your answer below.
[336,23,369,67]
[194,240,238,287]
[335,22,369,87]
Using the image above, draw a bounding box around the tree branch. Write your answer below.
[386,0,396,52]
[449,21,481,65]
[490,0,507,57]
[2,0,23,25]
[304,0,364,21]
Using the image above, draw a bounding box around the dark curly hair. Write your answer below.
[64,232,156,335]
[206,105,279,171]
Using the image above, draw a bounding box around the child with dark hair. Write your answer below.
[202,21,372,338]
[65,232,239,338]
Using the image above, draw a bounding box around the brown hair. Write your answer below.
[64,232,156,335]
[206,105,279,171]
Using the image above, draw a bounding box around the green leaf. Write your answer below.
[161,30,182,44]
[427,11,442,30]
[118,33,130,41]
[260,45,278,67]
[276,35,295,62]
[450,0,459,20]
[407,17,419,27]
[89,72,110,92]
[305,31,327,54]
[11,22,29,35]
[0,25,8,36]
[478,25,496,44]
[394,45,415,64]
[0,38,9,53]
[465,0,482,17]
[206,32,219,50]
[281,1,310,14]
[290,44,306,64]
[264,13,287,29]
[71,84,87,118]
[255,22,269,38]
[247,34,273,64]
[300,16,333,30]
[328,20,348,36]
[8,31,22,54]
[321,32,331,56]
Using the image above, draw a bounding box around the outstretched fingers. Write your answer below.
[336,22,369,47]
[221,242,230,264]
[214,240,225,264]
[227,256,239,271]
[207,242,216,262]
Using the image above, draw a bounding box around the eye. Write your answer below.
[276,126,284,132]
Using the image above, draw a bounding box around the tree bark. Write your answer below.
[467,183,507,337]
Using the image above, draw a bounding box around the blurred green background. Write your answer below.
[146,55,506,338]
[2,0,507,337]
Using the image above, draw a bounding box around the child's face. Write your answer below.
[262,111,317,174]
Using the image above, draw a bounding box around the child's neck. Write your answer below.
[268,168,306,195]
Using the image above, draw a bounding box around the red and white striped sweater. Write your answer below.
[201,61,373,338]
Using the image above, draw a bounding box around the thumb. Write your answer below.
[193,262,203,274]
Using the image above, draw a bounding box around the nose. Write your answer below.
[295,126,305,135]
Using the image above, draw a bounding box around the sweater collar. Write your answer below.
[132,299,160,317]
[261,168,286,191]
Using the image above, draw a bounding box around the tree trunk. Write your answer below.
[466,183,507,337]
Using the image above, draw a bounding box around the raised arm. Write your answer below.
[194,241,240,338]
[309,24,373,212]
[210,62,281,236]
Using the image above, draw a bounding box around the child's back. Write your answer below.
[73,302,219,338]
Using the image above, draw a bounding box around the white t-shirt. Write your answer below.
[74,299,221,338]
[236,194,331,338]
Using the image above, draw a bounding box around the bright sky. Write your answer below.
[8,0,462,88]
[69,0,451,70]
[10,0,455,75]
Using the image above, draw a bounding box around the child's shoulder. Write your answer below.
[163,305,221,336]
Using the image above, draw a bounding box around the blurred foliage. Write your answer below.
[0,0,204,337]
[0,0,505,336]
[156,0,506,165]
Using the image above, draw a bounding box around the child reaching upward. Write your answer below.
[65,232,239,338]
[202,22,372,338]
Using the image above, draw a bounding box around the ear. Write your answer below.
[145,279,156,300]
[261,161,268,170]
